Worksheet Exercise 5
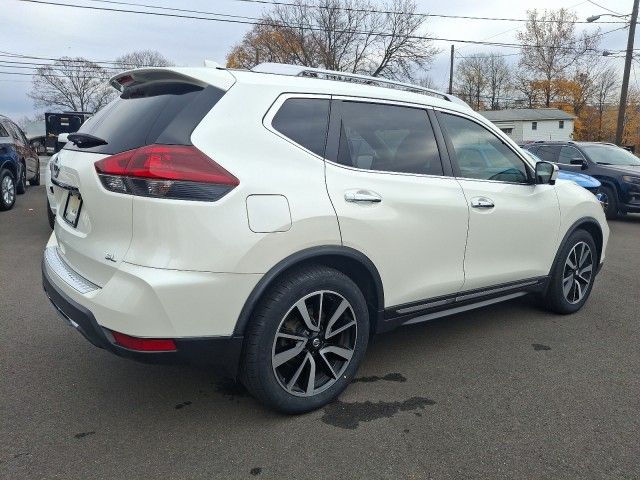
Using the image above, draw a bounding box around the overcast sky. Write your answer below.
[0,0,634,122]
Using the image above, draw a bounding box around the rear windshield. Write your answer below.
[65,82,225,155]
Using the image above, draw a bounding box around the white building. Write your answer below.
[481,108,575,144]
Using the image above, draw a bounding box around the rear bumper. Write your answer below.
[42,256,244,378]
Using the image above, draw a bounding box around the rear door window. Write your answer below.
[335,101,443,176]
[272,98,330,157]
[66,82,225,155]
[535,145,561,163]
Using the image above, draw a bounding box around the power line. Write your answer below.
[16,0,621,52]
[586,0,626,17]
[187,0,629,24]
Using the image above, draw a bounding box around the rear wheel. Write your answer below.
[30,159,40,186]
[0,169,16,211]
[241,266,369,414]
[600,185,617,219]
[16,163,26,194]
[543,230,597,314]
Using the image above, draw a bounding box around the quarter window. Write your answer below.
[336,101,443,176]
[438,113,529,183]
[272,98,330,157]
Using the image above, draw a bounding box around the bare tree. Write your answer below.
[592,65,620,140]
[485,53,511,110]
[226,0,438,80]
[512,69,541,108]
[518,8,600,107]
[454,54,488,110]
[29,57,114,113]
[114,50,174,69]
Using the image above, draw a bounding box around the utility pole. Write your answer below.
[448,45,454,95]
[616,0,639,146]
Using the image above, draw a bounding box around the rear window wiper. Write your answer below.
[67,133,108,148]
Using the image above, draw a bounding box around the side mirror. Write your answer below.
[57,133,69,143]
[570,158,588,170]
[535,161,559,185]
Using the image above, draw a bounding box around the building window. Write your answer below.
[500,128,513,135]
[559,120,564,129]
[532,121,537,131]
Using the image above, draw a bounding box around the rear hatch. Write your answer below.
[52,68,233,286]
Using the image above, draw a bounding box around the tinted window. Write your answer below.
[272,98,330,157]
[67,83,224,155]
[535,145,560,163]
[0,123,9,138]
[558,146,584,164]
[439,113,529,183]
[336,102,443,176]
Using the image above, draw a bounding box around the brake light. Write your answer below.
[111,330,177,352]
[94,145,238,201]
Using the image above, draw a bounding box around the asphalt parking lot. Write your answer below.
[1,175,639,479]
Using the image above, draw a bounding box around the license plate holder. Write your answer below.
[63,190,83,228]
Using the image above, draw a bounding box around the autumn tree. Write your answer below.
[29,57,114,113]
[518,9,600,107]
[226,0,439,80]
[114,50,173,69]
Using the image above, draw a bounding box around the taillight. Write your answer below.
[111,330,177,352]
[94,145,238,201]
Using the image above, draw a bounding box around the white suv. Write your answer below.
[43,63,609,413]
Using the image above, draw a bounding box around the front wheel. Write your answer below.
[0,168,16,211]
[600,185,618,219]
[543,230,597,314]
[241,266,369,414]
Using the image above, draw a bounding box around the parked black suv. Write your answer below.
[522,141,640,218]
[0,115,40,211]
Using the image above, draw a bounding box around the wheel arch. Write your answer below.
[550,217,604,276]
[0,159,17,178]
[234,246,385,336]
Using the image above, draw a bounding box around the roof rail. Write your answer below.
[251,63,469,108]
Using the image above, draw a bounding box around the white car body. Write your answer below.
[45,152,57,215]
[42,63,609,412]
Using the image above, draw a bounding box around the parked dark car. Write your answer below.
[0,114,40,211]
[523,141,640,218]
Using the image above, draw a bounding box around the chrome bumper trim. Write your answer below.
[44,246,99,294]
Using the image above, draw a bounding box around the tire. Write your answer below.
[16,163,26,194]
[600,185,617,220]
[0,168,16,211]
[30,159,40,186]
[47,198,55,229]
[543,230,597,314]
[241,265,370,414]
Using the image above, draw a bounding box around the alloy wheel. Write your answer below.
[562,241,593,304]
[271,290,357,397]
[1,175,15,205]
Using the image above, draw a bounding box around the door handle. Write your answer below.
[470,197,495,209]
[344,189,382,204]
